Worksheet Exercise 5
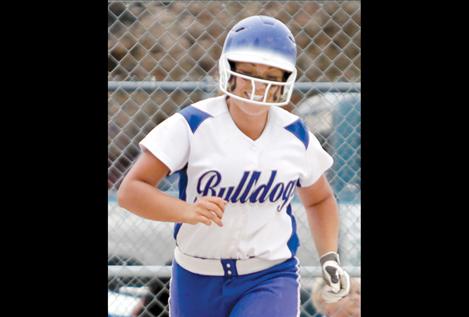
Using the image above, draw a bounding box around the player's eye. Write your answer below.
[267,76,282,82]
[238,71,281,82]
[237,70,253,77]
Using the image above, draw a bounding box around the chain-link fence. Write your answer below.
[108,1,360,316]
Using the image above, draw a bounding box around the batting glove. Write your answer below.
[320,251,351,303]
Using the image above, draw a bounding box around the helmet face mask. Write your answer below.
[220,61,297,106]
[219,16,297,107]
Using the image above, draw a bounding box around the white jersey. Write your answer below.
[139,95,333,262]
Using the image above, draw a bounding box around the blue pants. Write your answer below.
[169,257,300,317]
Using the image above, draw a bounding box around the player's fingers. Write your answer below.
[205,196,228,210]
[197,208,223,227]
[339,270,350,295]
[321,286,340,304]
[210,212,223,227]
[195,214,211,226]
[198,200,224,218]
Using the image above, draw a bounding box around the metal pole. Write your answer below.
[108,81,360,93]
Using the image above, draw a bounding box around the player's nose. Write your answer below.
[254,82,268,95]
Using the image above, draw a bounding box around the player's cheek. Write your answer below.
[239,78,251,93]
[269,85,281,101]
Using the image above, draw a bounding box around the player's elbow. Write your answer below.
[117,186,126,208]
[117,180,132,209]
[304,191,335,210]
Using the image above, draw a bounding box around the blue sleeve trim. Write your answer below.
[179,105,212,133]
[286,204,299,255]
[284,119,309,150]
[173,165,188,240]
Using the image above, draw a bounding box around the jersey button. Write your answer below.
[226,263,231,268]
[227,270,232,275]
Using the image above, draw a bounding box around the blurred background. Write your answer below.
[108,1,360,316]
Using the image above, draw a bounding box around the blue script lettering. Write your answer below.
[197,170,221,196]
[278,180,297,211]
[195,170,297,212]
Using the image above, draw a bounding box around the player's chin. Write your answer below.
[239,95,271,115]
[238,101,270,116]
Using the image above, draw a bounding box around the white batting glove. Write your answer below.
[320,251,351,303]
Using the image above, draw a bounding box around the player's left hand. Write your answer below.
[320,251,350,303]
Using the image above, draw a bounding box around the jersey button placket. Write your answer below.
[221,259,237,278]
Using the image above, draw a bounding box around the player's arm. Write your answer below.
[117,149,226,227]
[296,175,339,256]
[297,175,350,302]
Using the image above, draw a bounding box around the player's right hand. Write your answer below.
[183,196,227,227]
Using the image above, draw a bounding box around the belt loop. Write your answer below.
[220,259,238,277]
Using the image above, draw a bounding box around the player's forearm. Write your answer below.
[118,179,190,223]
[305,194,340,256]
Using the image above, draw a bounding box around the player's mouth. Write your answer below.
[245,92,265,101]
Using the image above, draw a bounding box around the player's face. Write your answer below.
[229,62,285,116]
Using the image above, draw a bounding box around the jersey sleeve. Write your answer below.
[139,113,190,174]
[298,131,334,188]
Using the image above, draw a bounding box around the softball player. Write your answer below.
[118,15,350,317]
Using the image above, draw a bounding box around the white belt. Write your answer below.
[174,247,287,276]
